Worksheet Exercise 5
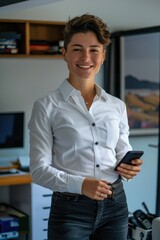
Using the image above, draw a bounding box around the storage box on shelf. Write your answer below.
[0,203,29,240]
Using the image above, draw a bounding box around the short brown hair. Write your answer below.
[63,13,111,49]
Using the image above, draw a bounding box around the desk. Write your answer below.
[0,164,32,186]
[0,173,32,186]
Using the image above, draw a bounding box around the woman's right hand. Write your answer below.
[81,178,112,200]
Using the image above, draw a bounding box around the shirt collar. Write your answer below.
[59,79,108,102]
[59,79,77,101]
[95,83,108,102]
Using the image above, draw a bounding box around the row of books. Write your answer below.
[30,40,64,54]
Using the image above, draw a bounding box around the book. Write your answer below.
[30,44,50,51]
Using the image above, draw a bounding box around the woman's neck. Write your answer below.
[67,77,96,109]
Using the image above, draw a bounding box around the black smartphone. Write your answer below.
[114,150,144,171]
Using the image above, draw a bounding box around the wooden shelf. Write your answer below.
[0,19,65,58]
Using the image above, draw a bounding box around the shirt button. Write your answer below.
[95,142,98,145]
[96,164,100,168]
[92,123,95,126]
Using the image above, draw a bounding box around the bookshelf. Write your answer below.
[0,19,65,58]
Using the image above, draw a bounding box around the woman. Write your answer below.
[28,14,143,240]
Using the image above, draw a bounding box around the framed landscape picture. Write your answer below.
[120,32,160,135]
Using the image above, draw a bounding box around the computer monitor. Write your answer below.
[0,112,24,149]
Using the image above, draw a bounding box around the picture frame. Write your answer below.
[120,32,160,135]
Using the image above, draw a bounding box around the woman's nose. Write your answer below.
[82,49,90,60]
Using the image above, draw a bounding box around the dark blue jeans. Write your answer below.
[48,180,128,240]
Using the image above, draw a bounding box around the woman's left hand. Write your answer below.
[116,159,143,180]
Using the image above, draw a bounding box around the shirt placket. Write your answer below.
[72,93,102,179]
[89,119,102,179]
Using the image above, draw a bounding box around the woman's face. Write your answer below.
[62,31,106,82]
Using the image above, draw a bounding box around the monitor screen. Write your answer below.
[0,112,24,149]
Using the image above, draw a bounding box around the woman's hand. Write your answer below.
[81,178,112,200]
[116,159,143,180]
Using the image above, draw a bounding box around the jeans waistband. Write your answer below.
[108,176,122,199]
[54,177,122,200]
[110,176,122,189]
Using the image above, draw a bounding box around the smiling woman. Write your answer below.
[28,13,143,240]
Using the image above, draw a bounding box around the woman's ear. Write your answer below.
[62,47,66,61]
[102,49,106,63]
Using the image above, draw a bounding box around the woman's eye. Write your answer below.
[91,49,98,52]
[73,48,81,51]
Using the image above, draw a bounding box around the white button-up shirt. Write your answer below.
[28,79,132,194]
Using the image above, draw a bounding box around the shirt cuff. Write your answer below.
[121,176,132,182]
[68,175,85,194]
